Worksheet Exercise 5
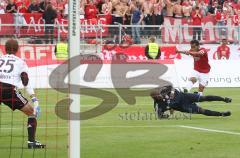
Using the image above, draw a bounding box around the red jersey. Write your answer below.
[16,1,28,13]
[84,4,98,19]
[191,48,211,73]
[191,10,202,25]
[215,11,227,23]
[15,0,30,13]
[217,45,230,59]
[197,0,209,4]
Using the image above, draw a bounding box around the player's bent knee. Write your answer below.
[198,84,205,93]
[20,103,34,116]
[199,80,208,87]
[189,77,197,83]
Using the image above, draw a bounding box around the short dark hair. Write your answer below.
[149,36,156,43]
[190,39,200,46]
[5,39,19,54]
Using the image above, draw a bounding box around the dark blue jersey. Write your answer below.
[154,99,169,113]
[165,90,201,113]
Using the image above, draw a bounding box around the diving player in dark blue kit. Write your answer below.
[150,85,232,118]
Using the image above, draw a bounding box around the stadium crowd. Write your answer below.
[1,0,240,22]
[0,0,68,17]
[80,0,240,44]
[1,0,240,44]
[80,0,240,24]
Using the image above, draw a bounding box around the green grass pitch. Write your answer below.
[0,88,240,158]
[0,89,68,158]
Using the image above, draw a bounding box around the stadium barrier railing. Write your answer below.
[0,23,239,53]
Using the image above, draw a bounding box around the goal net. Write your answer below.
[0,18,68,158]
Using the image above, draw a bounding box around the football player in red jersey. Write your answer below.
[216,38,230,60]
[176,40,210,96]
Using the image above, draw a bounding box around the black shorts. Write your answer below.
[0,82,28,111]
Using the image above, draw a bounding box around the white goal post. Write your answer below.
[68,0,80,158]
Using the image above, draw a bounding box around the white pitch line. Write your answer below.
[178,125,240,136]
[2,125,240,137]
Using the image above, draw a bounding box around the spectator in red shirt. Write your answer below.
[16,0,28,13]
[14,0,29,37]
[216,38,230,59]
[84,0,98,19]
[101,0,112,24]
[197,0,209,5]
[232,10,240,44]
[191,7,202,41]
[215,7,228,40]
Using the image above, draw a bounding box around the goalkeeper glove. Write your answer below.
[32,97,41,118]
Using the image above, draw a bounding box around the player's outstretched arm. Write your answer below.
[176,50,190,55]
[188,50,205,57]
[21,72,41,118]
[176,49,203,57]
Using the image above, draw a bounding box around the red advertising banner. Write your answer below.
[0,45,178,67]
[101,45,180,61]
[0,13,108,37]
[0,44,239,68]
[0,45,62,67]
[162,16,236,43]
[102,44,240,60]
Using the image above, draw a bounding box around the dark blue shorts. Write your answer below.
[179,93,201,113]
[180,103,201,114]
[182,93,201,104]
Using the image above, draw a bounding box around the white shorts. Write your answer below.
[190,70,209,87]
